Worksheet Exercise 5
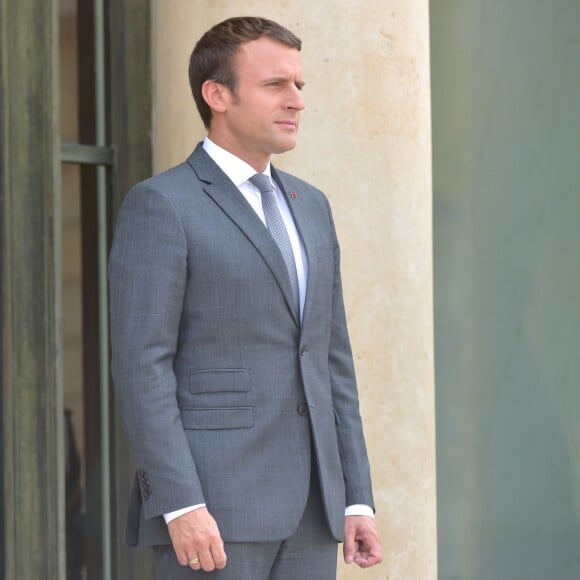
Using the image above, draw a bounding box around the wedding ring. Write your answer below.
[188,557,200,565]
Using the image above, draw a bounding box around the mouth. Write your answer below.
[276,120,298,130]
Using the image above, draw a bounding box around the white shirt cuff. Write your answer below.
[163,503,206,524]
[345,504,375,519]
[164,502,373,524]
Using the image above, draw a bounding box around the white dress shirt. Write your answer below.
[164,138,373,523]
[202,137,309,318]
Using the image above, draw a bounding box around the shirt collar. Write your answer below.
[203,137,272,187]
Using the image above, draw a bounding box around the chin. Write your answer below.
[271,139,297,154]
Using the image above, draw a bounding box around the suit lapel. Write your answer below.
[271,167,319,330]
[187,145,300,327]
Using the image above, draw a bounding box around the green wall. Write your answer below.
[432,2,580,578]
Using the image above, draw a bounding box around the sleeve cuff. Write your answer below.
[163,503,206,524]
[345,504,375,519]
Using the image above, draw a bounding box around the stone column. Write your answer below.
[152,2,436,578]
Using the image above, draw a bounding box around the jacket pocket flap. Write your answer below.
[189,368,250,395]
[181,407,254,430]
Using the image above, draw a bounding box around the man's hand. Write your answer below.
[343,515,382,568]
[167,507,227,572]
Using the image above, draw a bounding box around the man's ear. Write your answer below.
[201,80,229,114]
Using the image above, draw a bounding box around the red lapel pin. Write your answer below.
[290,192,298,199]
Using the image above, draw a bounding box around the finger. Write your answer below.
[366,552,383,566]
[354,541,383,568]
[354,552,381,567]
[198,547,217,572]
[355,556,382,568]
[187,555,201,571]
[173,545,189,567]
[211,542,227,570]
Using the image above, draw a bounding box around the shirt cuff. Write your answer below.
[163,503,206,524]
[345,504,375,519]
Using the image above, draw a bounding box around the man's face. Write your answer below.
[210,36,305,170]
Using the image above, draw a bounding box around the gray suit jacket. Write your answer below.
[109,144,374,548]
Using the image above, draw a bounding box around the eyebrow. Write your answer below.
[262,77,306,90]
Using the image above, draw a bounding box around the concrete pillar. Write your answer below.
[152,2,436,578]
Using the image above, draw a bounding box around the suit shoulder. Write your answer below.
[128,161,199,199]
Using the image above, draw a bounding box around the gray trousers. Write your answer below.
[154,468,339,580]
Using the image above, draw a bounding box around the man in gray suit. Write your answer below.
[109,16,382,579]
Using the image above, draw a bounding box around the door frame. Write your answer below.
[0,0,152,578]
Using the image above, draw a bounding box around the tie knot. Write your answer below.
[249,173,274,194]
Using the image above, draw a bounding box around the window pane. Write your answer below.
[60,2,87,578]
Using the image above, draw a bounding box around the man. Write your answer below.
[109,16,382,579]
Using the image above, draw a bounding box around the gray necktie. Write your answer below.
[249,173,300,318]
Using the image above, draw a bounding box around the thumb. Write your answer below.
[343,533,356,564]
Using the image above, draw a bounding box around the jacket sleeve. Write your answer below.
[325,199,376,510]
[109,183,205,519]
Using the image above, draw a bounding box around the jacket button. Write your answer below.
[297,404,309,416]
[299,344,309,356]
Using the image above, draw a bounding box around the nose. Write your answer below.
[287,85,305,111]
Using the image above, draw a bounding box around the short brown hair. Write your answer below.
[189,17,302,128]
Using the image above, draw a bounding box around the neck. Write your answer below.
[207,132,269,173]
